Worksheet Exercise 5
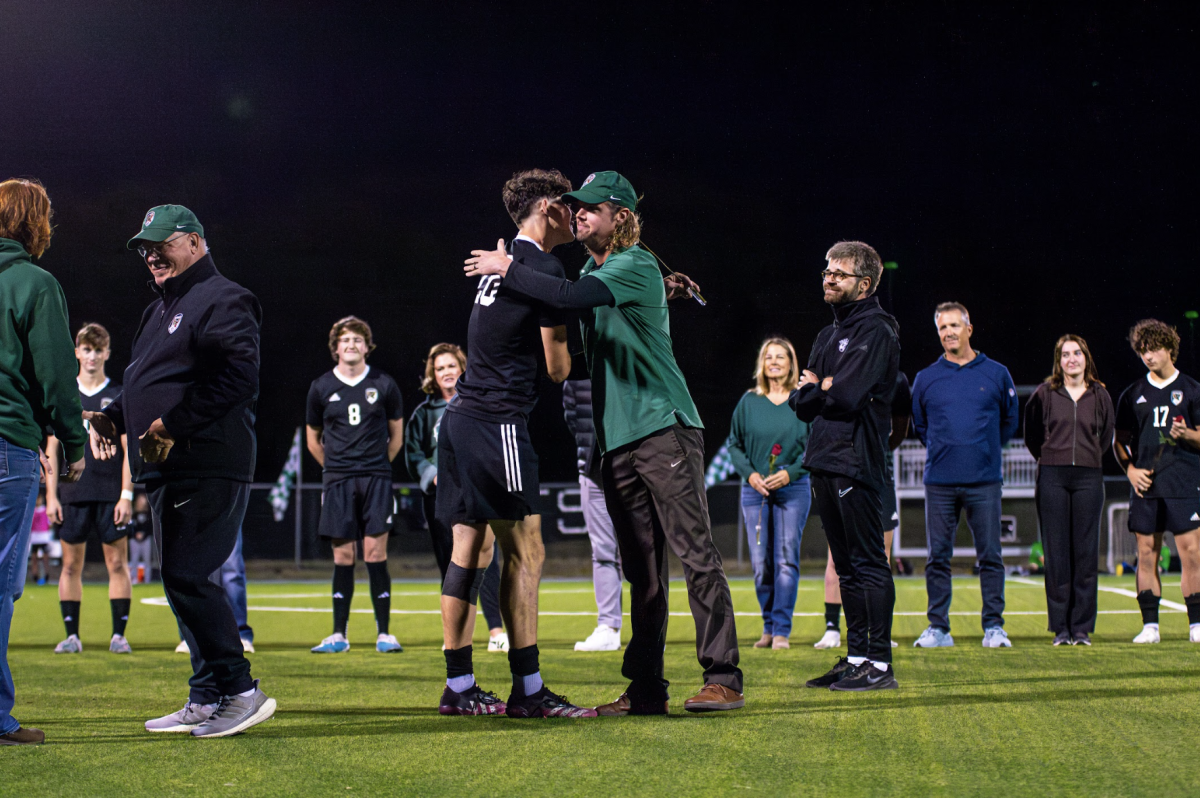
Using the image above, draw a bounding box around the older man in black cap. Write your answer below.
[88,205,275,737]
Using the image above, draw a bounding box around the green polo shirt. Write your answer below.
[581,245,702,454]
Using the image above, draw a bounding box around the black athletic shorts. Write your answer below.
[1128,495,1200,535]
[59,502,128,545]
[318,474,396,540]
[436,409,539,525]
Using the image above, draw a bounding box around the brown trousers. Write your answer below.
[600,424,743,698]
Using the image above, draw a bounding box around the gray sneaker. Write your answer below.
[982,627,1012,648]
[110,634,132,654]
[145,701,218,733]
[914,626,954,648]
[191,680,276,738]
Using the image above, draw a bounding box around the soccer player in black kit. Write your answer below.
[437,169,595,717]
[306,316,405,654]
[1113,319,1200,644]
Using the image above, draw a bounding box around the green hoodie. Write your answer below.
[0,238,86,461]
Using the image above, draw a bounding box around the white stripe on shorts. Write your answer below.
[501,424,523,493]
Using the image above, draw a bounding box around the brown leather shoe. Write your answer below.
[595,692,668,716]
[683,684,745,712]
[0,727,45,746]
[772,636,790,650]
[753,633,773,648]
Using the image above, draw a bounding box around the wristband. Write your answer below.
[121,490,135,502]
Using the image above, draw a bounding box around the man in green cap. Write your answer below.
[87,204,276,738]
[465,171,744,714]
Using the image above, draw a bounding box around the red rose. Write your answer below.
[770,443,783,456]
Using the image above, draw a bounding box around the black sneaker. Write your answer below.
[1072,632,1092,646]
[439,684,507,716]
[1052,631,1071,647]
[506,687,598,718]
[829,663,898,692]
[805,657,857,688]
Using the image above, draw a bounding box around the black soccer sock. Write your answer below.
[332,564,355,636]
[508,644,541,696]
[445,645,474,680]
[366,560,391,636]
[825,602,842,631]
[60,601,81,637]
[111,598,131,637]
[1186,593,1200,625]
[1137,590,1160,625]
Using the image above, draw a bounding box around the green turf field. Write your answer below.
[4,574,1199,797]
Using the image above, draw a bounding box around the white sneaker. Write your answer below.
[487,632,510,653]
[813,629,841,649]
[241,638,255,654]
[1133,624,1161,644]
[175,639,190,654]
[1190,624,1200,643]
[109,634,132,654]
[54,634,82,654]
[982,627,1012,648]
[890,640,899,648]
[574,624,621,652]
[145,701,218,733]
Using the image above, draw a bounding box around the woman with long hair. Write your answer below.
[1024,334,1114,646]
[725,337,812,649]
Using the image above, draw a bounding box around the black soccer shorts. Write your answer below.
[1128,495,1200,535]
[318,474,396,540]
[59,502,127,545]
[435,409,540,525]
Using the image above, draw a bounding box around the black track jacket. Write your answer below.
[790,295,900,492]
[104,255,261,483]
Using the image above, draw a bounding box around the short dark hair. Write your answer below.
[502,169,573,225]
[75,322,111,351]
[328,316,376,362]
[825,241,882,296]
[934,301,971,325]
[1129,318,1180,362]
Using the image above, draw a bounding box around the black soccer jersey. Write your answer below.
[306,366,403,481]
[1115,371,1200,499]
[453,237,566,420]
[60,379,125,504]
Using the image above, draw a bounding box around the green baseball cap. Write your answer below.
[563,171,637,211]
[126,204,205,249]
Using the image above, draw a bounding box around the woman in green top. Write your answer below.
[725,337,812,650]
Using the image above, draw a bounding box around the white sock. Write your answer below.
[522,672,544,695]
[447,674,475,693]
[237,687,256,698]
[1145,623,1160,630]
[847,656,867,666]
[871,661,889,672]
[1190,623,1200,629]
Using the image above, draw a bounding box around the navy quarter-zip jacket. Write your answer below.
[104,255,261,483]
[790,295,901,492]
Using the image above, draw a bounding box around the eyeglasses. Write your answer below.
[136,232,190,259]
[821,269,860,282]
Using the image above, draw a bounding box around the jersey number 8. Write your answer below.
[348,403,361,425]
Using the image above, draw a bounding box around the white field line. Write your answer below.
[1009,575,1188,612]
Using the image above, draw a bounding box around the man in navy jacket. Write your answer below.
[911,302,1019,649]
[88,205,275,738]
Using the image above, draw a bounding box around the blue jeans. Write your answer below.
[740,477,811,638]
[924,482,1006,632]
[1,438,40,734]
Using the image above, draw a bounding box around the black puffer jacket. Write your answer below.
[562,379,600,480]
[790,296,900,491]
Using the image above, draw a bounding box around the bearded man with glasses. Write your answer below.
[87,205,275,738]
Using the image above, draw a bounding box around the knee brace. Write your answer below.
[442,563,485,604]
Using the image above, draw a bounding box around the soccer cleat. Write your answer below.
[813,629,841,649]
[1072,632,1092,646]
[806,656,857,688]
[54,634,82,654]
[1191,624,1200,644]
[175,639,190,654]
[439,684,507,716]
[1052,631,1071,647]
[487,631,510,653]
[1133,624,1160,644]
[982,627,1012,648]
[376,634,403,653]
[191,680,276,738]
[145,701,218,733]
[914,627,954,648]
[506,687,598,718]
[829,663,898,692]
[311,633,350,653]
[574,625,621,652]
[241,638,256,654]
[109,634,132,654]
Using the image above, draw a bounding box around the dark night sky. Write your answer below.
[3,2,1196,482]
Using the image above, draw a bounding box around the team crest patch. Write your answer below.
[582,173,596,186]
[838,338,849,352]
[1172,390,1183,406]
[143,210,155,228]
[168,313,183,334]
[101,398,113,409]
[365,388,379,404]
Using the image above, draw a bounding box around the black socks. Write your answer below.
[366,560,391,635]
[445,645,474,679]
[332,564,355,636]
[111,598,130,637]
[60,600,80,637]
[1186,593,1200,625]
[825,602,842,631]
[1137,590,1160,625]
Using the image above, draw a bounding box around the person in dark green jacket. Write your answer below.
[726,337,811,650]
[0,178,88,746]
